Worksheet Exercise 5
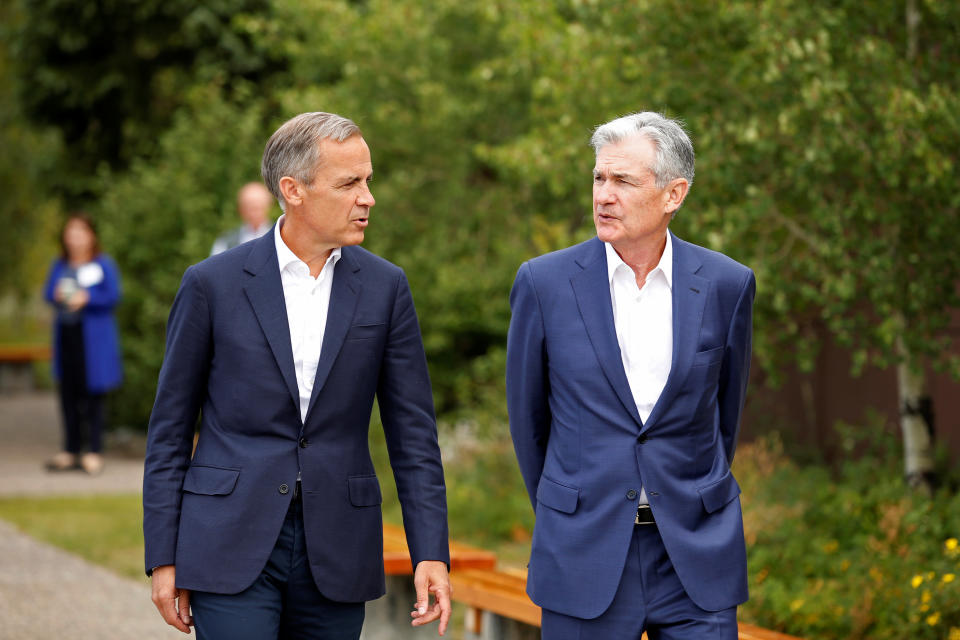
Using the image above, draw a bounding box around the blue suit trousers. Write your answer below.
[541,524,737,640]
[190,493,365,640]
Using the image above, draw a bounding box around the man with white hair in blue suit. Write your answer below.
[508,111,755,639]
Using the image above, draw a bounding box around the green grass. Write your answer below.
[0,493,145,579]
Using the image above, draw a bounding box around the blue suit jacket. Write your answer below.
[143,230,449,601]
[43,255,123,393]
[507,233,754,617]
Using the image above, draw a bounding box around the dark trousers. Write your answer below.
[541,523,738,640]
[57,322,103,454]
[190,493,365,640]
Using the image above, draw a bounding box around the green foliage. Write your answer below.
[11,0,285,199]
[0,2,63,300]
[94,85,277,427]
[738,427,960,639]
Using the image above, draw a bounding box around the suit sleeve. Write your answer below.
[718,269,755,465]
[142,266,212,575]
[377,270,450,569]
[506,262,551,510]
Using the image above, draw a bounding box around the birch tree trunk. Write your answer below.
[896,335,936,493]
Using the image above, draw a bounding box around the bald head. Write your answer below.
[237,182,273,229]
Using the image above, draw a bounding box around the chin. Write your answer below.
[342,232,365,247]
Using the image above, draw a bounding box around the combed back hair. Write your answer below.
[590,112,695,190]
[261,112,361,211]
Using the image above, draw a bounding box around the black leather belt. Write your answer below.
[635,505,656,525]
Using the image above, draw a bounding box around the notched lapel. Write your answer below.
[242,234,300,415]
[642,235,709,433]
[305,249,362,419]
[571,239,644,429]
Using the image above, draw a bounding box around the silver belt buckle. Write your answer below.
[635,505,654,525]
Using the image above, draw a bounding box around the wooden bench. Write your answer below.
[451,566,806,640]
[0,344,51,393]
[382,522,497,575]
[361,524,498,640]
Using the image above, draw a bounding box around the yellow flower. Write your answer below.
[789,599,805,612]
[948,627,960,640]
[921,604,930,612]
[912,574,924,588]
[823,540,839,553]
[946,538,958,551]
[943,573,956,584]
[927,612,941,626]
[922,590,932,603]
[928,571,937,580]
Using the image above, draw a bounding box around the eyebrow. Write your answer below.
[594,168,641,183]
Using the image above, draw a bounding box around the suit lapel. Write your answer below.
[571,238,644,429]
[641,232,709,433]
[242,231,300,416]
[305,247,362,420]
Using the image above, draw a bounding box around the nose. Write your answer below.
[358,183,375,208]
[594,180,616,205]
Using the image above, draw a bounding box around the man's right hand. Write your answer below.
[151,565,193,634]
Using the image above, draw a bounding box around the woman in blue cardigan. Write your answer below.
[43,213,123,475]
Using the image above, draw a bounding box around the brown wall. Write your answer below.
[740,326,960,465]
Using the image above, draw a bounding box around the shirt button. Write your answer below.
[626,489,638,500]
[279,484,289,495]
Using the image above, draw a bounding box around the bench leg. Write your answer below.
[463,609,540,640]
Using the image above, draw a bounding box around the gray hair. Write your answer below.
[261,112,361,211]
[590,112,695,190]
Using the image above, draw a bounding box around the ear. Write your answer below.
[278,176,304,208]
[663,178,689,216]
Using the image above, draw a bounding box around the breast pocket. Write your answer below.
[346,322,386,341]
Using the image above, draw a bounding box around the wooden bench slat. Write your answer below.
[382,523,496,575]
[0,344,51,362]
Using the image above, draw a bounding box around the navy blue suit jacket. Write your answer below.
[143,230,449,601]
[507,233,754,618]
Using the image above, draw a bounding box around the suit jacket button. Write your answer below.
[299,437,309,448]
[279,484,289,495]
[638,434,648,444]
[626,489,638,500]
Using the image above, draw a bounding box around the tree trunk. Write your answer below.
[896,336,936,493]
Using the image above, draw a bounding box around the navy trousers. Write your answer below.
[541,523,738,640]
[190,492,365,640]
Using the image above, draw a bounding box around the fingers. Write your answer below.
[435,582,452,636]
[178,589,194,628]
[413,572,429,618]
[151,566,191,634]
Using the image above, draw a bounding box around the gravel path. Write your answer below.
[0,392,145,497]
[0,392,180,639]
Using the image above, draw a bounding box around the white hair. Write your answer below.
[590,111,695,190]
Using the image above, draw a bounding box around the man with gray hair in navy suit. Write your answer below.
[145,112,452,639]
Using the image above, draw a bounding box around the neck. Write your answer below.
[280,215,336,278]
[611,230,668,285]
[67,252,94,266]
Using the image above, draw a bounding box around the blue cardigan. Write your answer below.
[43,255,123,393]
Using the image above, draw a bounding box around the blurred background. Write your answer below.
[1,1,958,638]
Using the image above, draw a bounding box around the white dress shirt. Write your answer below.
[274,215,341,423]
[606,232,673,505]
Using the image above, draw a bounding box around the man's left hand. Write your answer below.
[410,560,452,635]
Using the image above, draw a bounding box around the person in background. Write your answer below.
[209,182,274,256]
[43,213,123,475]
